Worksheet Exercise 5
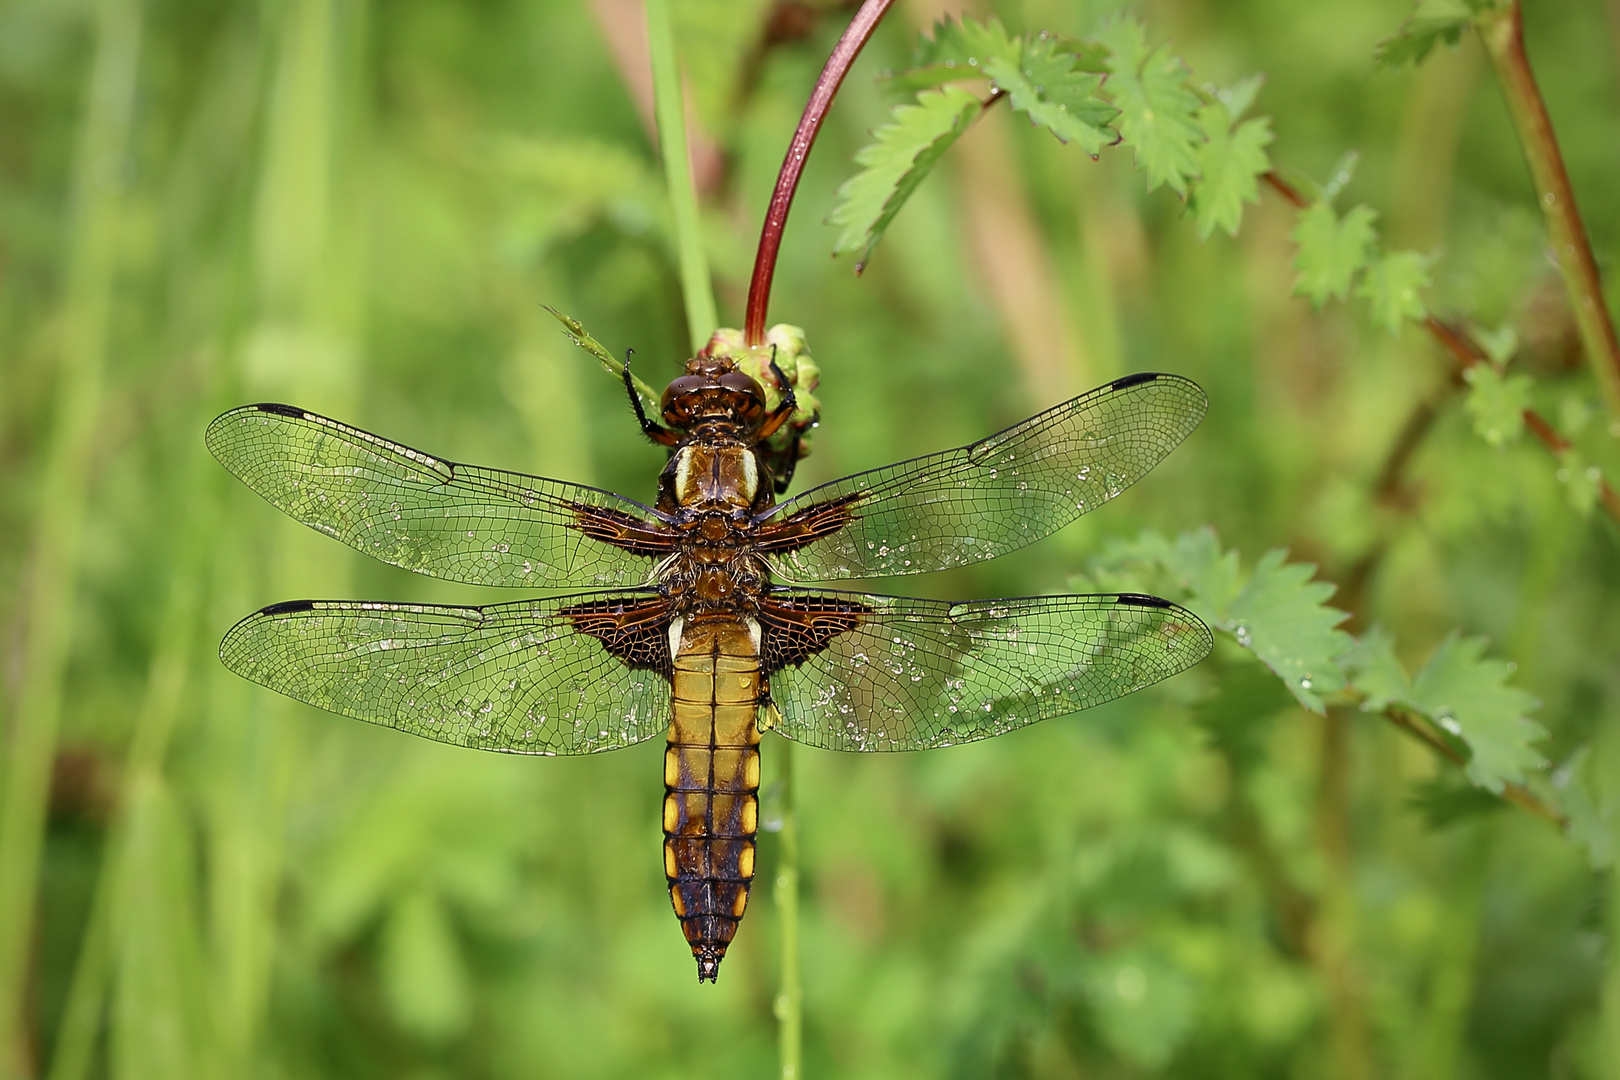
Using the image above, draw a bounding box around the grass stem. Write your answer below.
[0,1,140,1071]
[645,0,716,352]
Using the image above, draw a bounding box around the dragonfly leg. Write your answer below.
[624,349,680,447]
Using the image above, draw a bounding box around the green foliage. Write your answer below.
[841,16,1278,267]
[828,86,982,267]
[982,34,1116,153]
[1291,201,1379,306]
[1103,528,1353,713]
[1374,0,1477,68]
[1356,248,1432,333]
[1464,363,1531,447]
[5,0,1619,1077]
[1348,629,1546,792]
[1189,104,1273,239]
[1558,448,1604,516]
[1096,19,1204,195]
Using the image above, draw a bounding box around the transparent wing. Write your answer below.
[763,591,1211,752]
[219,591,672,755]
[761,373,1205,580]
[207,404,672,589]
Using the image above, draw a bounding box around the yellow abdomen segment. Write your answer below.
[663,616,762,982]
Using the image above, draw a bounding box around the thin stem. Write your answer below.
[744,0,895,345]
[1259,174,1620,529]
[1477,2,1620,423]
[1380,706,1568,829]
[645,0,717,352]
[0,1,140,1071]
[774,740,803,1080]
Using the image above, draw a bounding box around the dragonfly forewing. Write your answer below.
[760,373,1206,581]
[206,404,673,589]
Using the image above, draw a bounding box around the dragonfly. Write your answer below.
[207,356,1212,983]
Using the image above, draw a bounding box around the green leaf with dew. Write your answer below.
[1408,634,1545,792]
[982,35,1116,153]
[1224,549,1354,714]
[910,14,1017,70]
[1350,630,1544,793]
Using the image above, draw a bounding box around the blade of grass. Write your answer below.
[645,0,716,352]
[0,1,141,1070]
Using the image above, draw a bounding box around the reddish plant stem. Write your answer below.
[1478,2,1620,422]
[1260,171,1620,528]
[744,0,895,345]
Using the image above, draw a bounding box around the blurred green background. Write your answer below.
[2,0,1619,1076]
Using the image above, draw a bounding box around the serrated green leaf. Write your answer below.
[1356,249,1431,333]
[1097,20,1204,193]
[1099,530,1357,713]
[911,14,1016,70]
[1189,104,1272,238]
[828,85,983,268]
[1225,550,1354,713]
[1554,747,1613,869]
[1462,363,1530,447]
[1375,0,1475,68]
[982,36,1117,153]
[1291,202,1378,306]
[1343,624,1409,707]
[1350,629,1545,794]
[1154,526,1244,614]
[1557,448,1602,516]
[1407,634,1544,792]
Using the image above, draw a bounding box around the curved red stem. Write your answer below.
[743,0,896,346]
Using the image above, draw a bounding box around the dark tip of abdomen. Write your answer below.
[697,949,721,983]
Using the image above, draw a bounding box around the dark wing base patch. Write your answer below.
[759,593,869,671]
[753,494,862,557]
[561,596,675,675]
[570,503,679,558]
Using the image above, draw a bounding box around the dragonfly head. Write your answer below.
[661,356,768,439]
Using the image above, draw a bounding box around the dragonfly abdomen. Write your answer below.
[663,616,762,983]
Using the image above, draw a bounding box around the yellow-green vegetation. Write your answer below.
[1,0,1618,1077]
